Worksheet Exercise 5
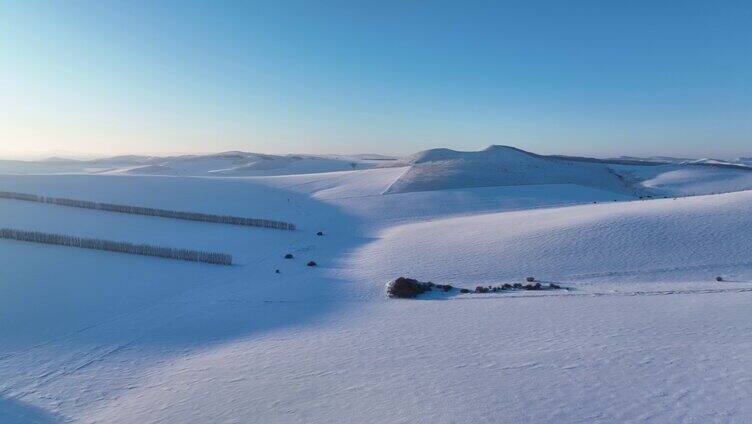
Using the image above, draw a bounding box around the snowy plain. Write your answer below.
[1,147,752,423]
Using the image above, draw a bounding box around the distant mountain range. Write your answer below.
[2,146,751,198]
[0,152,398,176]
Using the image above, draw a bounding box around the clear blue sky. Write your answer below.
[1,0,750,158]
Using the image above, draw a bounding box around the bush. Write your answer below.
[387,277,432,298]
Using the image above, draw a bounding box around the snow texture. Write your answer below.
[1,145,752,423]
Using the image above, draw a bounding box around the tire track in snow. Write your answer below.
[558,261,752,281]
[455,286,752,300]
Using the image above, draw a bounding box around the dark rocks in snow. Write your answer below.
[275,269,280,274]
[502,283,512,290]
[460,288,471,294]
[387,277,432,299]
[307,261,318,267]
[435,284,453,292]
[716,276,724,282]
[316,231,324,236]
[526,276,536,282]
[548,283,561,290]
[475,286,490,294]
[513,283,523,289]
[284,253,294,259]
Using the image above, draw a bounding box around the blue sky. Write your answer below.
[1,0,750,157]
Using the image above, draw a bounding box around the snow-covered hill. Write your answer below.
[349,190,752,293]
[611,155,752,167]
[386,145,752,197]
[4,146,752,200]
[2,150,752,423]
[123,152,388,176]
[0,152,396,177]
[385,145,635,194]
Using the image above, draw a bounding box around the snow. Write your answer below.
[0,152,390,177]
[640,167,752,196]
[2,146,752,423]
[386,145,752,198]
[386,145,634,195]
[347,191,752,295]
[79,293,752,424]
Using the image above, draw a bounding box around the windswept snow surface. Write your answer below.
[1,162,752,422]
[348,190,752,292]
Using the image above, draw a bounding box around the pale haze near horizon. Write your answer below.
[1,1,750,160]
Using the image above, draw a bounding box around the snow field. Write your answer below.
[1,158,752,423]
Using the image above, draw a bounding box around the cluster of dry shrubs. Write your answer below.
[387,277,564,299]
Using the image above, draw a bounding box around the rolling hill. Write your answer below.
[385,145,752,197]
[2,146,752,423]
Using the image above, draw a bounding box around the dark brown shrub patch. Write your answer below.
[387,277,432,298]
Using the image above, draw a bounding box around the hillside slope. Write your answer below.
[0,152,395,176]
[385,145,634,194]
[3,164,752,423]
[348,190,752,293]
[386,145,752,197]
